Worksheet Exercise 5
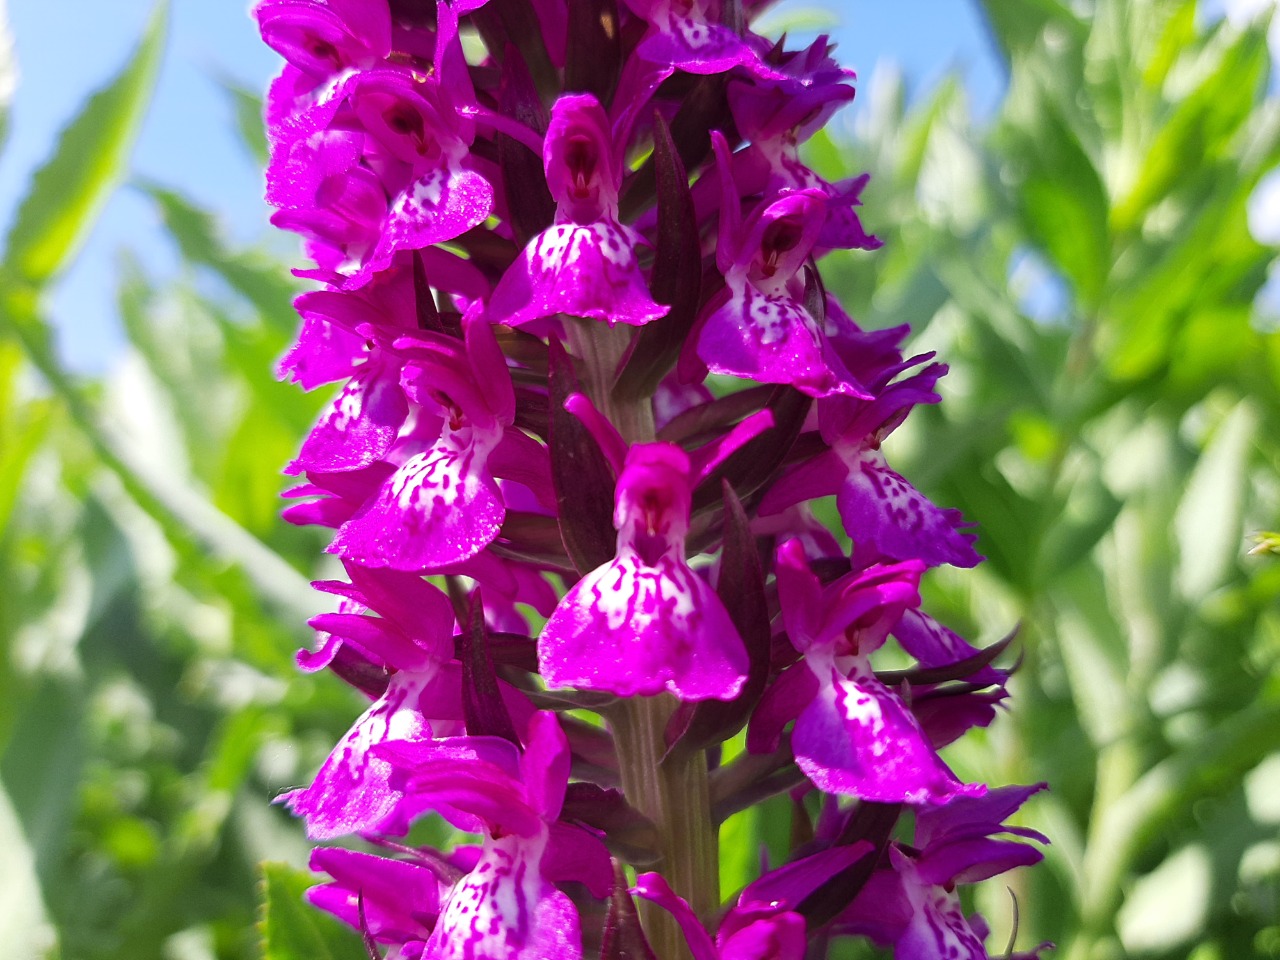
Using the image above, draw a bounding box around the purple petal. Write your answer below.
[697,282,856,398]
[543,821,614,899]
[736,842,872,913]
[917,837,1044,887]
[371,164,495,276]
[792,659,983,804]
[307,848,443,944]
[892,859,988,960]
[745,662,818,755]
[894,609,1007,686]
[630,873,718,960]
[719,914,807,960]
[634,15,782,79]
[427,835,583,960]
[543,94,620,222]
[281,666,449,839]
[329,427,504,570]
[520,711,571,822]
[291,357,409,473]
[916,783,1049,849]
[277,311,366,390]
[539,552,748,701]
[914,690,1005,749]
[490,221,668,328]
[256,0,389,78]
[836,448,982,568]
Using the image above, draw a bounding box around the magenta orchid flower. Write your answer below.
[838,785,1051,960]
[326,307,552,571]
[538,394,775,700]
[748,539,983,805]
[690,134,867,398]
[376,712,612,960]
[488,94,668,329]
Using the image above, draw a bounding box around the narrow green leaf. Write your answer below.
[1112,25,1268,234]
[3,2,167,285]
[1174,400,1257,600]
[216,74,269,165]
[978,0,1086,62]
[0,780,56,957]
[0,2,18,155]
[1037,470,1124,583]
[140,182,299,336]
[260,862,363,960]
[1002,70,1111,307]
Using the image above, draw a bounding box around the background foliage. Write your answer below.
[1,1,1277,958]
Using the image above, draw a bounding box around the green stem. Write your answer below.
[611,697,719,959]
[567,318,719,958]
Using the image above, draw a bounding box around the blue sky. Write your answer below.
[0,0,1003,373]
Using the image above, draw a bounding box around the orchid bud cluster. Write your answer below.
[255,1,1050,957]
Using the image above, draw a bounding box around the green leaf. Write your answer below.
[140,182,299,337]
[3,2,167,285]
[1002,64,1111,307]
[0,779,56,957]
[0,3,18,156]
[1112,25,1269,234]
[1037,469,1124,584]
[217,75,269,165]
[260,862,364,960]
[978,0,1087,63]
[1175,400,1257,600]
[0,677,87,882]
[1055,566,1133,746]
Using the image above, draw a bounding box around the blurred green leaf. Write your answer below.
[1002,66,1111,307]
[978,0,1086,62]
[140,182,299,336]
[1037,470,1124,583]
[260,862,364,960]
[1112,24,1269,234]
[218,76,270,165]
[2,2,167,286]
[0,678,87,880]
[0,1,18,155]
[1175,400,1257,600]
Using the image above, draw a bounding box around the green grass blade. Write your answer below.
[2,1,167,285]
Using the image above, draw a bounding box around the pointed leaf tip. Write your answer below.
[5,0,168,285]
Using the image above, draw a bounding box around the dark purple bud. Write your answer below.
[462,588,519,744]
[613,113,704,402]
[665,481,771,754]
[600,860,658,960]
[498,43,556,247]
[549,338,619,572]
[565,0,621,106]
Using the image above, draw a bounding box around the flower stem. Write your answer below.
[612,695,719,960]
[568,318,719,958]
